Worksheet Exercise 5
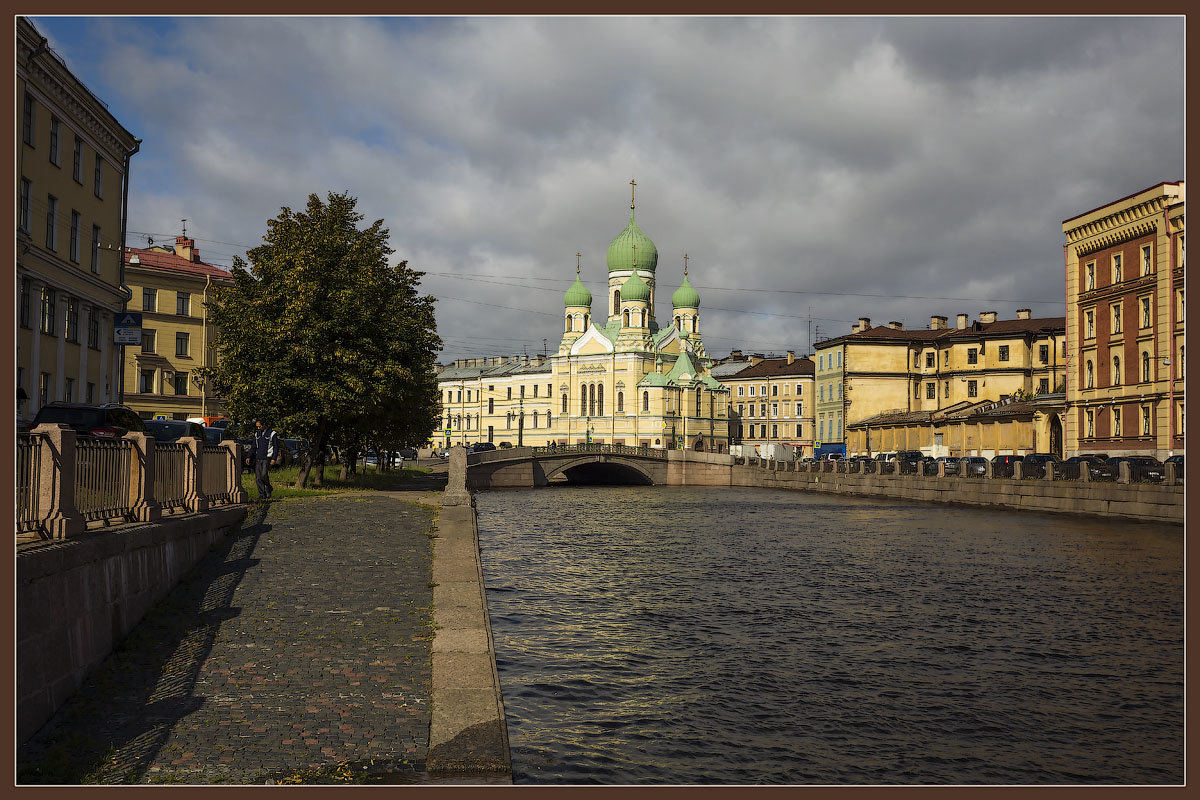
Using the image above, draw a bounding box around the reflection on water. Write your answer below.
[475,486,1182,785]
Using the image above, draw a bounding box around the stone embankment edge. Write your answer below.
[425,489,512,780]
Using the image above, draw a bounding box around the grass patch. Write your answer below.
[240,464,434,500]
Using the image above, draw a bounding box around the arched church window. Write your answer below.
[533,411,539,428]
[692,317,698,333]
[547,411,553,428]
[584,313,589,329]
[565,316,572,332]
[675,315,681,331]
[589,384,596,417]
[613,289,620,310]
[696,387,702,416]
[581,383,587,415]
[617,391,624,413]
[562,393,568,413]
[598,384,604,416]
[643,391,650,412]
[623,309,630,327]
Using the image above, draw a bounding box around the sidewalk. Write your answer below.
[18,489,442,784]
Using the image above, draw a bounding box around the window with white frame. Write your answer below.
[1086,409,1094,438]
[1086,262,1095,290]
[1085,309,1094,338]
[1112,253,1122,283]
[1086,359,1094,388]
[1140,296,1151,328]
[1142,405,1151,436]
[737,385,744,397]
[967,379,978,398]
[1141,244,1152,275]
[1113,406,1121,437]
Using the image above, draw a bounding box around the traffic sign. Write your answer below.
[154,415,167,421]
[444,428,451,437]
[114,312,143,345]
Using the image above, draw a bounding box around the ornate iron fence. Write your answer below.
[991,461,1015,478]
[154,443,190,513]
[202,445,234,503]
[74,438,135,523]
[1022,462,1047,479]
[17,433,42,535]
[530,442,668,460]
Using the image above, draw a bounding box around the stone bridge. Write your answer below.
[463,444,731,489]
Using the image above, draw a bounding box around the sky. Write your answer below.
[30,15,1185,363]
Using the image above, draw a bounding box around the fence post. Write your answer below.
[1044,461,1055,481]
[985,460,994,479]
[124,432,161,522]
[1117,461,1131,484]
[1165,463,1177,486]
[1080,462,1091,483]
[937,461,946,477]
[33,423,85,539]
[222,441,249,504]
[181,436,210,512]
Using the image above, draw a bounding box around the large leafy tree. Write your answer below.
[204,191,441,487]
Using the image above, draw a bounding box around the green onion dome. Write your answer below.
[621,270,651,303]
[606,209,658,273]
[564,275,592,307]
[672,275,700,309]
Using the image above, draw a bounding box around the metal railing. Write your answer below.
[17,433,42,535]
[1056,462,1081,481]
[530,442,669,460]
[1022,462,1047,479]
[991,461,1015,478]
[202,445,234,502]
[74,438,134,523]
[154,443,189,513]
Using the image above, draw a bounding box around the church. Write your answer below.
[436,183,731,452]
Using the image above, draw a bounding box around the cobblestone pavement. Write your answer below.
[18,491,442,784]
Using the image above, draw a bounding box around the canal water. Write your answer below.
[474,486,1182,785]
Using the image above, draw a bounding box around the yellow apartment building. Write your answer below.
[814,311,1066,454]
[437,185,730,451]
[122,238,234,421]
[1062,181,1184,460]
[17,17,139,424]
[720,352,816,457]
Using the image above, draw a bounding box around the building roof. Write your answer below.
[621,269,651,302]
[671,275,700,309]
[125,246,233,282]
[563,274,592,308]
[815,317,1064,349]
[606,208,658,273]
[725,356,815,380]
[848,396,1044,428]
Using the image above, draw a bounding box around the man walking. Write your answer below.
[246,418,280,501]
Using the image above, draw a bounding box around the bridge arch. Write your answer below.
[539,455,657,486]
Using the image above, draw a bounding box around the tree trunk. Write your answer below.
[295,451,312,488]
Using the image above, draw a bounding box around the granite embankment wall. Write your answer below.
[16,506,248,743]
[730,465,1183,525]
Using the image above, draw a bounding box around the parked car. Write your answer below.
[498,442,514,449]
[821,452,844,461]
[471,442,497,453]
[1108,456,1165,483]
[204,426,237,446]
[873,452,897,462]
[144,419,206,443]
[1164,454,1184,468]
[1080,453,1111,461]
[278,438,310,466]
[934,456,961,475]
[990,454,1025,465]
[31,402,146,439]
[398,448,419,461]
[960,456,989,477]
[1065,455,1115,480]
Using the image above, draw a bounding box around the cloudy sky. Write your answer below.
[32,16,1184,362]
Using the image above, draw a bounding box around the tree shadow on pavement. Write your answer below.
[17,504,274,784]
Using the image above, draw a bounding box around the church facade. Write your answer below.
[437,186,730,452]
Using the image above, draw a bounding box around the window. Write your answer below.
[760,424,767,438]
[142,287,157,312]
[49,116,61,166]
[1086,262,1095,290]
[519,385,525,398]
[1038,378,1049,394]
[142,329,156,353]
[914,381,921,399]
[772,424,778,439]
[40,288,56,335]
[819,419,824,439]
[998,345,1009,362]
[457,390,462,403]
[1112,253,1122,283]
[140,369,155,394]
[1140,296,1151,329]
[533,384,539,398]
[581,384,587,415]
[1086,360,1094,388]
[749,385,756,397]
[759,403,766,417]
[643,391,649,412]
[93,154,103,198]
[1179,346,1184,379]
[174,372,188,395]
[1142,405,1151,436]
[1141,351,1151,383]
[1110,303,1121,334]
[45,195,58,250]
[91,226,101,273]
[771,384,778,397]
[1039,344,1049,363]
[1112,356,1121,385]
[819,355,824,370]
[560,394,566,413]
[548,384,552,396]
[747,404,755,418]
[617,391,624,413]
[177,292,190,316]
[597,384,604,416]
[737,386,744,397]
[1113,407,1121,437]
[925,383,935,399]
[175,332,190,357]
[944,380,950,398]
[19,178,31,232]
[532,411,538,428]
[771,403,778,417]
[1178,403,1184,436]
[925,352,934,368]
[796,384,802,395]
[86,382,94,403]
[967,348,978,365]
[837,352,842,367]
[1177,290,1185,323]
[736,403,744,416]
[1086,409,1094,438]
[39,373,51,406]
[796,402,802,416]
[761,385,767,396]
[1085,309,1094,339]
[65,298,78,342]
[1142,245,1152,275]
[796,424,802,437]
[69,211,80,262]
[20,279,31,328]
[819,386,824,402]
[697,389,703,417]
[944,350,950,367]
[22,92,34,145]
[506,387,512,400]
[87,308,98,349]
[489,397,496,414]
[466,390,472,402]
[63,377,74,403]
[914,353,920,369]
[967,379,978,398]
[72,136,83,183]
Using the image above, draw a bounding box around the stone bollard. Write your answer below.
[937,461,946,477]
[124,431,162,522]
[1080,462,1091,483]
[222,440,249,504]
[1165,463,1177,486]
[985,460,994,479]
[180,436,210,513]
[1118,461,1131,484]
[1013,461,1023,480]
[443,445,473,506]
[33,423,85,539]
[1044,461,1056,481]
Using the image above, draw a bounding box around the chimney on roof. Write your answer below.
[888,321,903,330]
[857,317,871,333]
[175,236,199,263]
[786,350,795,364]
[930,315,948,330]
[1016,308,1031,320]
[957,313,969,330]
[730,349,743,359]
[749,354,764,366]
[979,310,997,324]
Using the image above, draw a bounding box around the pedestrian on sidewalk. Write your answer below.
[247,418,280,500]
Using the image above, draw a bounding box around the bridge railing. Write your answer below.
[530,443,668,460]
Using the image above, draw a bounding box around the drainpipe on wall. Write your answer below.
[117,138,141,405]
[1164,200,1175,457]
[1063,243,1070,455]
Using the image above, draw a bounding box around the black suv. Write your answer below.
[144,419,206,443]
[31,402,146,439]
[471,442,497,453]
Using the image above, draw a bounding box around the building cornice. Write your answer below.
[1065,193,1176,257]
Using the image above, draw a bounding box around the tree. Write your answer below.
[203,191,441,487]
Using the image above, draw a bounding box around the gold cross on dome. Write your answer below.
[576,252,581,275]
[630,178,636,209]
[683,253,689,276]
